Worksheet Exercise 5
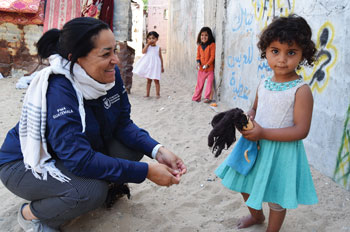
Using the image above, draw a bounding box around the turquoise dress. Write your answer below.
[215,77,318,210]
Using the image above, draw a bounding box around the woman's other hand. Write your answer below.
[156,147,187,178]
[147,163,180,186]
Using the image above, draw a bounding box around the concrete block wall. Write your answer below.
[147,0,169,52]
[167,0,350,190]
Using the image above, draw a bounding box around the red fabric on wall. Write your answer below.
[43,0,82,32]
[0,0,41,13]
[99,0,113,31]
[0,0,44,25]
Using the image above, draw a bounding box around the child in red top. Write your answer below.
[192,27,216,103]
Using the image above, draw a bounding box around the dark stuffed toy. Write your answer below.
[105,183,131,209]
[208,108,252,157]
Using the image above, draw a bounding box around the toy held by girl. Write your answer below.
[214,14,318,231]
[133,31,164,98]
[192,27,216,103]
[208,108,258,176]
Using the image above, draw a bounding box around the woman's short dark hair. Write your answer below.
[36,17,110,74]
[257,14,317,68]
[147,31,159,39]
[196,27,215,45]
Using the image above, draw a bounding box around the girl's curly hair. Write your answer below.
[257,14,317,69]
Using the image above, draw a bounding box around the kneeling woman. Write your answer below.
[0,17,186,231]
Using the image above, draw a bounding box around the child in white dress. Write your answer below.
[133,31,164,98]
[215,14,318,232]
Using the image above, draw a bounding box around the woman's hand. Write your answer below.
[241,120,264,141]
[147,163,180,186]
[156,147,187,178]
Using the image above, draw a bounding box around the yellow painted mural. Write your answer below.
[251,0,295,28]
[298,22,338,93]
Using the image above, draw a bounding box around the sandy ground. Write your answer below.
[0,70,350,232]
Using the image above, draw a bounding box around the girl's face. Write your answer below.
[77,29,119,84]
[147,35,158,46]
[265,40,303,79]
[200,31,209,44]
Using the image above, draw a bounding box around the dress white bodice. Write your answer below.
[255,77,307,129]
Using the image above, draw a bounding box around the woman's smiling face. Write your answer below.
[77,29,119,84]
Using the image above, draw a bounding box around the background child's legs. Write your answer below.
[204,71,214,100]
[145,78,152,97]
[192,71,207,101]
[267,203,286,232]
[237,193,265,229]
[154,80,160,97]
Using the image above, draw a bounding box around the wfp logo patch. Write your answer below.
[103,93,120,109]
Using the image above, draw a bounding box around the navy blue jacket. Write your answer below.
[0,67,158,184]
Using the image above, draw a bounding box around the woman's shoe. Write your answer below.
[203,99,212,103]
[17,203,60,232]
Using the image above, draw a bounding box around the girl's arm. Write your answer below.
[142,43,150,54]
[247,90,258,120]
[242,84,313,141]
[159,47,164,73]
[196,45,201,69]
[204,43,216,68]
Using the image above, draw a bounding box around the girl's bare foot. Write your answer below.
[156,95,160,99]
[144,95,150,98]
[237,214,265,229]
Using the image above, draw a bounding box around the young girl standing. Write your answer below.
[192,27,216,103]
[215,15,318,232]
[133,31,164,98]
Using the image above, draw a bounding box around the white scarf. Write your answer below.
[19,54,114,182]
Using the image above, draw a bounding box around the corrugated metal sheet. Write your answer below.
[0,23,42,77]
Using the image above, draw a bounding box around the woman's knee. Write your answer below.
[79,180,109,209]
[63,179,109,211]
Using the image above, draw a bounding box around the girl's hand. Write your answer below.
[241,120,264,141]
[161,67,164,73]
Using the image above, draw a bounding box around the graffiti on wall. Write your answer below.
[226,40,254,101]
[227,5,255,101]
[227,42,254,69]
[334,104,350,190]
[229,71,251,100]
[298,22,338,93]
[251,0,295,27]
[232,5,253,33]
[257,57,273,79]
